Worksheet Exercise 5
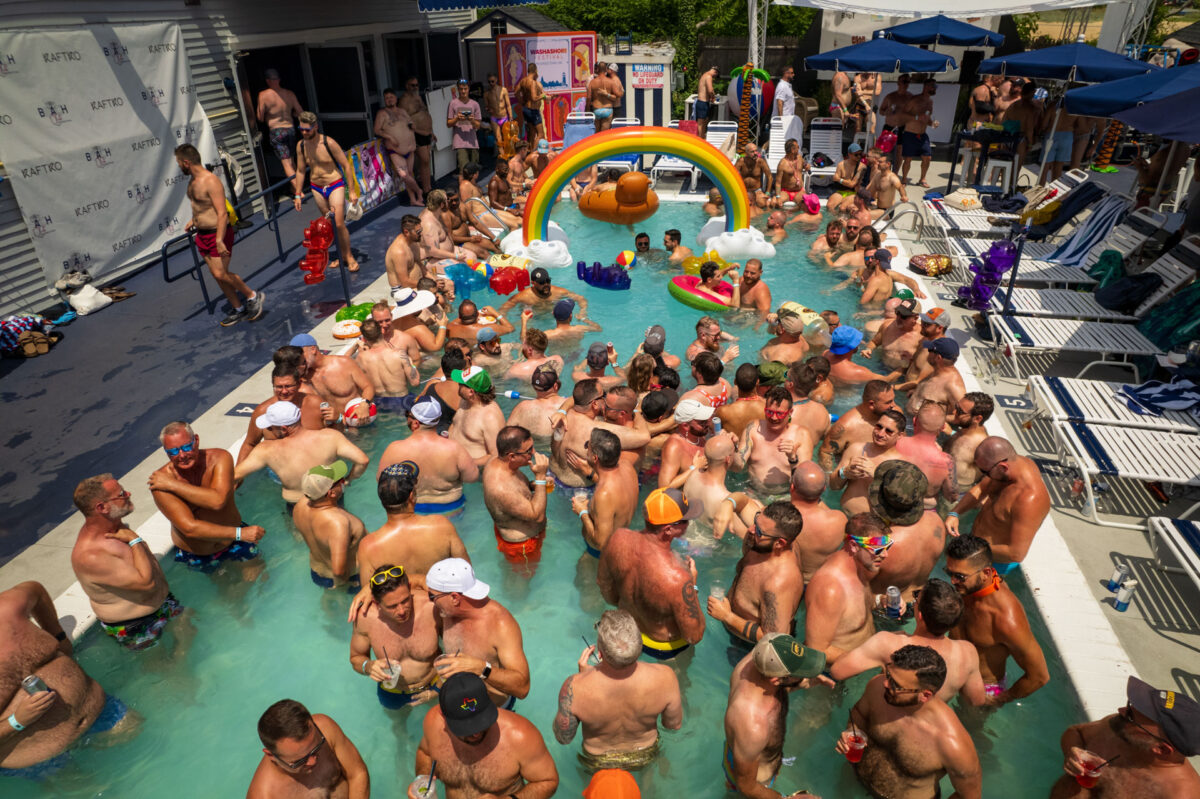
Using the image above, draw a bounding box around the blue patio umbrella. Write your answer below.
[805,35,957,74]
[1114,86,1200,141]
[878,14,1004,47]
[978,42,1158,83]
[1064,63,1200,117]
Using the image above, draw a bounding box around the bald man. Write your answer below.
[896,402,958,511]
[946,437,1049,572]
[789,462,847,581]
[672,433,751,540]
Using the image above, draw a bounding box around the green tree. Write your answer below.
[1012,12,1040,47]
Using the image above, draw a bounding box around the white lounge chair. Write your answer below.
[650,120,700,191]
[705,120,740,163]
[926,168,1097,244]
[1076,205,1162,270]
[807,117,842,187]
[1147,518,1200,595]
[945,237,1098,288]
[596,117,643,172]
[1054,421,1200,528]
[763,115,804,173]
[987,316,1162,381]
[1028,376,1200,433]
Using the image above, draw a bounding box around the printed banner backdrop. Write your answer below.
[0,22,218,287]
[497,32,597,145]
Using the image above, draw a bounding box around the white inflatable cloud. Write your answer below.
[703,227,777,261]
[500,221,569,255]
[696,216,726,247]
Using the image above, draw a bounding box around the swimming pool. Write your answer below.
[6,200,1084,797]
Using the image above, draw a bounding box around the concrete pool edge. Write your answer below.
[1,215,1136,725]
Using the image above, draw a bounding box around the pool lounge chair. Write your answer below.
[705,120,740,162]
[1146,518,1200,595]
[925,168,1099,244]
[764,115,805,173]
[1054,420,1200,529]
[1028,375,1200,434]
[1077,206,1166,270]
[595,117,643,173]
[987,316,1163,381]
[807,117,842,187]
[944,237,1098,288]
[562,112,595,150]
[650,120,700,191]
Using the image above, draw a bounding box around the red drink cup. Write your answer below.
[1074,769,1100,789]
[845,734,867,763]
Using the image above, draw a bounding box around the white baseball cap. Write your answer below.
[426,558,490,600]
[674,397,715,423]
[256,401,302,429]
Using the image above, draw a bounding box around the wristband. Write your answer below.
[128,537,144,547]
[361,659,371,675]
[235,527,242,542]
[947,511,960,518]
[555,409,568,416]
[578,508,589,518]
[8,715,25,732]
[533,479,547,486]
[838,467,845,480]
[293,194,303,199]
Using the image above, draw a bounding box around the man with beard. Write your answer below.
[737,259,773,314]
[240,365,328,464]
[664,228,694,265]
[736,387,814,497]
[835,645,981,799]
[248,699,369,799]
[570,429,640,557]
[829,408,906,516]
[498,267,589,319]
[292,112,361,271]
[685,315,739,364]
[373,87,424,206]
[71,475,179,651]
[483,425,550,571]
[945,392,993,495]
[442,190,497,259]
[818,380,895,471]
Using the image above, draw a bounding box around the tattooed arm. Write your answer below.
[675,579,707,644]
[552,674,580,744]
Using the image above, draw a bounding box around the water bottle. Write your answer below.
[1114,579,1138,612]
[712,417,722,433]
[885,586,902,619]
[503,390,533,400]
[1107,563,1130,593]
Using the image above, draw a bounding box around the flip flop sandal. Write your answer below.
[918,181,930,188]
[347,262,360,273]
[32,331,51,355]
[17,330,41,357]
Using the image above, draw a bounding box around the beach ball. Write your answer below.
[343,398,377,428]
[616,250,637,269]
[473,262,495,278]
[725,72,775,119]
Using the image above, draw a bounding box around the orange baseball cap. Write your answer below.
[583,769,641,799]
[644,487,704,526]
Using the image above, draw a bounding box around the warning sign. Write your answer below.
[631,63,665,90]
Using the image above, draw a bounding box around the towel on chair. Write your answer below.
[1119,377,1200,416]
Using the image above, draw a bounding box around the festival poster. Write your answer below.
[501,39,526,91]
[548,94,572,142]
[571,36,594,89]
[571,92,587,114]
[530,37,571,91]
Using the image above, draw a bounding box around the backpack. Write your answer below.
[1095,272,1163,313]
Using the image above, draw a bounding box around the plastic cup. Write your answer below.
[845,734,867,763]
[408,776,439,798]
[383,663,403,690]
[710,584,726,602]
[1074,769,1101,789]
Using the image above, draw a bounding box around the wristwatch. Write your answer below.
[481,661,493,680]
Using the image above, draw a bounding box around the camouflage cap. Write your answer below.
[868,460,928,527]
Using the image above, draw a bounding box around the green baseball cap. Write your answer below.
[868,460,927,527]
[451,365,493,393]
[757,360,788,386]
[753,633,826,678]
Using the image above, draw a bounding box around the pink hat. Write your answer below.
[803,193,820,215]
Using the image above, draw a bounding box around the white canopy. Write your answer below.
[772,0,1114,18]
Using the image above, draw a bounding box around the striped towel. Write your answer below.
[1047,195,1129,268]
[1118,377,1200,416]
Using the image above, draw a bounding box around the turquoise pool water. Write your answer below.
[6,201,1083,797]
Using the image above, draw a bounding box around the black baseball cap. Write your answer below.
[1127,676,1200,756]
[922,337,960,361]
[895,299,918,319]
[439,673,498,738]
[531,267,551,285]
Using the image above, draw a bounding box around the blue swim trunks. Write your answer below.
[0,694,128,780]
[993,561,1021,576]
[174,540,259,572]
[594,107,613,119]
[377,681,439,710]
[413,494,466,517]
[310,571,363,593]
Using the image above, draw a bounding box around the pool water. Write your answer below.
[7,201,1083,797]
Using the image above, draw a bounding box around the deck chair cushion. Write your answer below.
[1095,272,1163,313]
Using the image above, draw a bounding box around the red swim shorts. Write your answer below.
[195,227,235,259]
[494,526,544,565]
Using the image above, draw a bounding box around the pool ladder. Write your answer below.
[463,197,511,241]
[873,201,924,239]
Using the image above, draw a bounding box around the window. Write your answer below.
[428,33,461,83]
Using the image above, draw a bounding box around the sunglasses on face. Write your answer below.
[946,566,985,583]
[272,731,326,770]
[751,513,786,542]
[370,565,406,585]
[299,126,315,133]
[165,440,196,457]
[883,664,923,695]
[1120,704,1174,748]
[101,489,131,504]
[764,408,790,420]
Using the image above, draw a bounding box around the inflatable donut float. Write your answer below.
[579,171,659,225]
[668,275,734,312]
[332,319,362,339]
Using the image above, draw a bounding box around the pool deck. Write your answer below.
[2,154,1197,746]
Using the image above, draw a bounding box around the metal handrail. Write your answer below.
[462,197,510,239]
[873,201,924,239]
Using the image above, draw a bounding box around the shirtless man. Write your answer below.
[293,462,366,591]
[853,72,882,135]
[835,645,982,799]
[819,380,894,471]
[862,298,921,370]
[377,398,479,514]
[427,558,531,707]
[374,87,424,205]
[499,266,589,318]
[830,408,906,516]
[550,379,650,491]
[392,288,451,354]
[239,364,326,463]
[516,63,547,146]
[448,366,505,466]
[176,143,264,326]
[400,77,436,194]
[572,342,626,392]
[685,315,739,364]
[834,144,867,194]
[904,338,966,417]
[293,112,361,271]
[151,421,264,573]
[507,143,532,196]
[803,514,890,664]
[867,462,945,607]
[825,326,888,387]
[483,426,549,570]
[553,609,682,770]
[739,143,774,210]
[443,191,497,259]
[703,188,725,217]
[484,72,514,152]
[587,62,620,132]
[505,326,564,385]
[410,673,557,799]
[708,502,804,649]
[867,157,907,213]
[1050,676,1200,798]
[788,463,846,581]
[945,536,1049,707]
[248,700,368,799]
[0,581,128,774]
[717,364,765,440]
[657,397,714,489]
[896,403,958,510]
[736,387,814,497]
[895,307,950,394]
[420,190,470,262]
[831,70,853,126]
[900,79,940,188]
[446,299,514,344]
[570,429,639,557]
[723,634,826,799]
[946,392,993,495]
[70,475,178,651]
[775,139,808,208]
[672,433,751,539]
[256,69,304,182]
[664,228,694,265]
[507,364,564,440]
[598,488,707,660]
[879,75,912,168]
[760,310,810,365]
[809,219,843,258]
[357,320,419,403]
[696,65,718,138]
[350,565,441,709]
[235,401,369,506]
[859,248,897,306]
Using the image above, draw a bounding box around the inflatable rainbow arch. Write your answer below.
[521,126,751,244]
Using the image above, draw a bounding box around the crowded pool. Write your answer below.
[6,199,1084,798]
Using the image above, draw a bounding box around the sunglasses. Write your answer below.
[946,566,985,583]
[299,126,315,133]
[1120,704,1174,748]
[883,664,923,695]
[165,440,196,457]
[427,590,452,603]
[751,513,787,542]
[764,408,790,420]
[370,565,405,585]
[272,731,325,770]
[101,489,131,504]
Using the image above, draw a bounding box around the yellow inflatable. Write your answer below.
[777,301,830,347]
[579,171,659,225]
[682,251,731,275]
[488,253,532,271]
